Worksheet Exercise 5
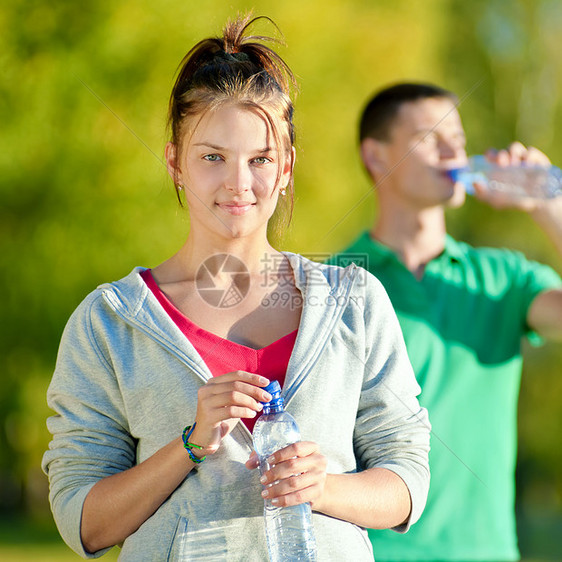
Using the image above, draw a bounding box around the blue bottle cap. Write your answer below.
[446,167,468,183]
[261,380,282,406]
[446,166,475,194]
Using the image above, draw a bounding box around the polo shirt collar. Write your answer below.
[443,234,464,263]
[355,231,462,268]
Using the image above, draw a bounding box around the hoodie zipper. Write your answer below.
[102,261,360,435]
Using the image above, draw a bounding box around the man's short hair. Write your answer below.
[359,83,458,142]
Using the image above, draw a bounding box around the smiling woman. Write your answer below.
[41,13,431,561]
[170,104,292,241]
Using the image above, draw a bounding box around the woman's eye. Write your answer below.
[253,156,271,164]
[203,154,221,162]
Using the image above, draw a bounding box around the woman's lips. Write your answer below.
[216,202,255,215]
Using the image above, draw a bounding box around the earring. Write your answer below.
[177,184,184,191]
[280,186,287,196]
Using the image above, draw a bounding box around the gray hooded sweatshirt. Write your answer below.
[43,253,430,561]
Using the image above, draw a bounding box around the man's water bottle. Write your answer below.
[252,380,317,562]
[448,155,562,199]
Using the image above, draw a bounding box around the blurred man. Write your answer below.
[330,83,562,561]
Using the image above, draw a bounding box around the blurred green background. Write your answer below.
[1,0,561,559]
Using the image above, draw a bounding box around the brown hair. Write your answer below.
[359,82,458,142]
[167,14,296,224]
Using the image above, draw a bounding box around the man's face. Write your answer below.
[376,97,468,208]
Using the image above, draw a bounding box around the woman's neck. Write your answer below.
[153,230,281,284]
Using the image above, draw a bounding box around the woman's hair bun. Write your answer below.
[171,13,295,102]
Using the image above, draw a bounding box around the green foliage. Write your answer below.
[1,0,560,556]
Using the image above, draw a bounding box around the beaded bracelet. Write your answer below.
[181,423,206,464]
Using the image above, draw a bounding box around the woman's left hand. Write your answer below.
[245,441,327,508]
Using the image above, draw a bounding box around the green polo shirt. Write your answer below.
[330,232,561,561]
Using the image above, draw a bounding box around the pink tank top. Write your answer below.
[140,269,297,431]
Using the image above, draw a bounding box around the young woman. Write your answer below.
[42,15,430,561]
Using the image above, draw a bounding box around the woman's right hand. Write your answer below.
[188,371,271,455]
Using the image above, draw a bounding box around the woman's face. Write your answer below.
[168,103,293,242]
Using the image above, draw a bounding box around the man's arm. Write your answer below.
[527,197,562,341]
[527,289,562,341]
[480,143,562,341]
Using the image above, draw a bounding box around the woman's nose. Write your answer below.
[225,162,251,193]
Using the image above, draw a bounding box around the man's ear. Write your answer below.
[360,138,388,180]
[165,142,181,185]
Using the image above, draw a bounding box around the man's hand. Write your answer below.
[473,142,553,211]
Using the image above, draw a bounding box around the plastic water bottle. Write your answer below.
[447,155,562,199]
[252,381,317,562]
